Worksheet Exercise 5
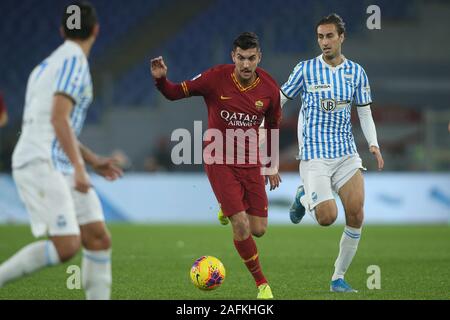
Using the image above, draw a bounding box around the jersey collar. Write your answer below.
[319,54,347,71]
[64,40,85,57]
[231,71,261,92]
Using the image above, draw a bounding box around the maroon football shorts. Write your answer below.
[205,164,268,218]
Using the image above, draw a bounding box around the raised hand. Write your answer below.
[150,56,168,79]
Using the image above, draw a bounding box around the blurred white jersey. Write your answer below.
[12,40,93,174]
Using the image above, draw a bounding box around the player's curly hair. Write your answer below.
[61,1,98,40]
[232,32,260,51]
[316,13,346,35]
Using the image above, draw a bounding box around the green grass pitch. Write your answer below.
[0,224,449,300]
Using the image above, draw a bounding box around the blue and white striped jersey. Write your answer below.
[281,54,371,160]
[12,40,93,174]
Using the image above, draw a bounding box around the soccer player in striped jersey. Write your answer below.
[281,13,384,293]
[0,2,122,299]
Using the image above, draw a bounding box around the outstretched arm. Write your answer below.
[357,105,384,171]
[151,56,214,100]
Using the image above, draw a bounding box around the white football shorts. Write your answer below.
[12,160,104,238]
[299,154,365,210]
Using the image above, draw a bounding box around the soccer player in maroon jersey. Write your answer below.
[150,32,281,299]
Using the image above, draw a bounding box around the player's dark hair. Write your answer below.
[316,13,346,35]
[61,1,98,40]
[232,32,260,51]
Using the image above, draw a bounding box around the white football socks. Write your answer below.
[332,226,362,281]
[82,248,112,300]
[0,240,60,287]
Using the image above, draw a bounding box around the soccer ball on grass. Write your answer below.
[190,256,226,290]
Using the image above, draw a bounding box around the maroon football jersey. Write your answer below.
[156,64,281,167]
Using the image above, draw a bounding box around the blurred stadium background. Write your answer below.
[0,0,449,225]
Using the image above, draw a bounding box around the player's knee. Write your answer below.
[82,230,112,250]
[53,237,81,262]
[347,208,364,228]
[315,201,338,227]
[317,214,337,227]
[251,226,266,238]
[234,223,251,240]
[230,213,251,240]
[95,232,112,250]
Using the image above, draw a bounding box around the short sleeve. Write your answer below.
[354,67,372,106]
[54,55,86,103]
[281,61,304,99]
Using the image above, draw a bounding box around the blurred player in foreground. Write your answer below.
[151,32,282,299]
[282,14,384,292]
[0,1,122,299]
